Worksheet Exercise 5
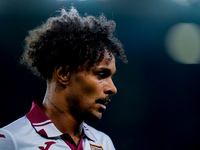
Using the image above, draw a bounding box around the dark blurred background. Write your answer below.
[1,0,200,149]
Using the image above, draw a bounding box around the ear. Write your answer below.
[55,65,71,85]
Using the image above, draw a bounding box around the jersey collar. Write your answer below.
[26,101,96,141]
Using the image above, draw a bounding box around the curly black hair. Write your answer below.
[21,7,127,80]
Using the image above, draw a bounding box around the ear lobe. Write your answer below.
[55,65,71,85]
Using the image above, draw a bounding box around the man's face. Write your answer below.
[66,52,117,122]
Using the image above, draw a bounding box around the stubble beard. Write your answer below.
[69,106,101,123]
[68,96,111,123]
[68,99,102,123]
[81,107,102,123]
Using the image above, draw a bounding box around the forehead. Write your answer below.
[77,51,116,74]
[93,53,116,71]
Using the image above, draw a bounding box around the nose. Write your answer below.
[104,78,117,96]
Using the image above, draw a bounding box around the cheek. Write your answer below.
[75,76,101,96]
[84,83,97,95]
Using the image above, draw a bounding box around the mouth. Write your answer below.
[95,97,111,112]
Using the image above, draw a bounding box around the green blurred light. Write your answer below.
[165,23,200,64]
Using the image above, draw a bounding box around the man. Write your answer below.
[0,7,127,150]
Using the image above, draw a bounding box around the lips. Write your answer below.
[95,97,111,112]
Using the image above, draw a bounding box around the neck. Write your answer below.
[42,81,83,145]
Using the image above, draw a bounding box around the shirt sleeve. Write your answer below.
[0,128,17,150]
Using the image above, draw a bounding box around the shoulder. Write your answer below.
[83,123,115,150]
[0,116,34,149]
[0,126,18,150]
[3,116,31,134]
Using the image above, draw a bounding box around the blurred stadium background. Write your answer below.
[0,0,200,149]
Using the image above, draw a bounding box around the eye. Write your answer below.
[97,72,108,79]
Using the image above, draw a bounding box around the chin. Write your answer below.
[83,111,102,123]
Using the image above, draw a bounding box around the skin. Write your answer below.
[42,52,117,145]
